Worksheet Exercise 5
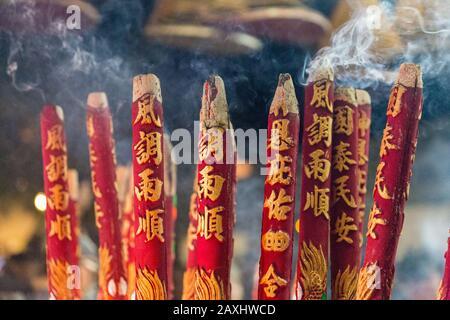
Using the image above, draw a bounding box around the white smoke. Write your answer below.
[307,0,450,88]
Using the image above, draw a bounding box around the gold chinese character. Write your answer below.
[270,99,288,117]
[374,162,392,199]
[267,154,292,185]
[358,169,367,195]
[134,131,162,165]
[306,114,332,147]
[333,212,358,244]
[358,138,368,165]
[187,222,197,251]
[387,86,406,117]
[137,209,165,242]
[91,172,103,199]
[262,231,290,252]
[135,169,163,202]
[304,150,331,183]
[197,206,224,242]
[198,166,225,201]
[199,128,224,162]
[46,125,65,151]
[260,265,287,298]
[47,184,69,211]
[334,106,354,136]
[134,94,162,127]
[358,110,371,138]
[86,115,95,138]
[334,176,357,208]
[49,214,72,240]
[46,155,67,182]
[333,141,356,173]
[94,202,104,229]
[380,125,398,157]
[304,185,330,220]
[367,204,387,240]
[270,119,292,151]
[311,80,332,112]
[264,189,293,221]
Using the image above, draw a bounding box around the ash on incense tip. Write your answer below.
[87,92,109,109]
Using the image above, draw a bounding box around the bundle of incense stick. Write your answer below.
[330,87,360,300]
[86,93,126,300]
[295,67,334,300]
[164,134,177,299]
[181,171,199,300]
[258,74,300,300]
[194,76,236,300]
[40,105,80,300]
[357,63,423,300]
[132,74,168,300]
[437,232,450,300]
[356,90,372,248]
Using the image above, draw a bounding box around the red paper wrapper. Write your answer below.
[356,90,372,248]
[194,76,236,300]
[437,232,450,300]
[357,64,423,300]
[182,171,199,300]
[132,74,168,300]
[86,92,126,300]
[164,135,177,299]
[330,88,360,300]
[40,105,80,300]
[295,68,334,300]
[258,74,300,300]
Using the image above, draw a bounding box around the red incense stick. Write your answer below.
[330,87,360,300]
[40,105,80,300]
[357,64,423,300]
[194,76,236,300]
[295,67,334,300]
[258,74,300,300]
[86,92,126,300]
[132,74,168,300]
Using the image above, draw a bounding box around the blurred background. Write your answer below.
[0,0,449,300]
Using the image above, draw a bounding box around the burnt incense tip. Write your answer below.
[41,105,64,121]
[356,89,371,106]
[335,87,357,106]
[308,66,334,83]
[200,75,229,129]
[68,169,79,201]
[278,73,292,86]
[132,73,162,102]
[397,63,423,88]
[270,73,298,114]
[87,92,108,109]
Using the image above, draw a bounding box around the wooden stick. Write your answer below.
[40,105,80,300]
[194,76,236,300]
[258,74,300,300]
[330,87,360,300]
[132,74,168,300]
[295,67,334,300]
[357,63,423,300]
[86,92,126,300]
